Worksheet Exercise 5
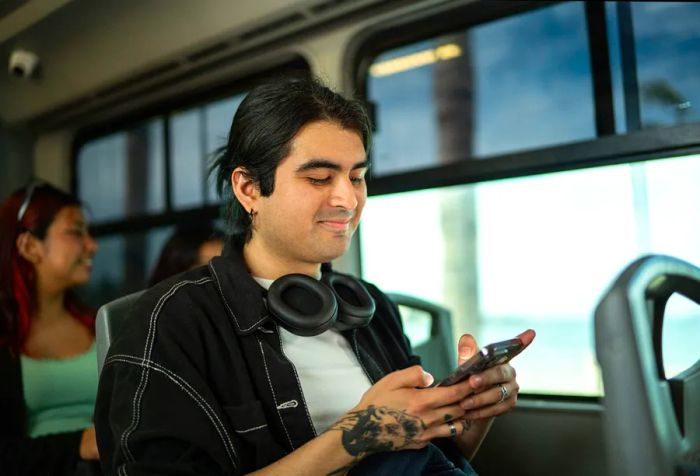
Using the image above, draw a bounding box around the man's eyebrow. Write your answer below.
[351,159,370,171]
[295,159,369,173]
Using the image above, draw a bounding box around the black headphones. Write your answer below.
[266,268,376,337]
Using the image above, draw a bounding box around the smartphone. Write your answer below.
[433,337,524,387]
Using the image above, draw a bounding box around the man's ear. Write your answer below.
[16,232,42,264]
[231,167,261,213]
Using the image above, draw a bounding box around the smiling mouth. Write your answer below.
[319,220,351,231]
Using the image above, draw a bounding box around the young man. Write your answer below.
[95,75,534,475]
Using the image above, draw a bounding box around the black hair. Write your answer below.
[211,73,372,247]
[0,182,92,351]
[148,223,225,287]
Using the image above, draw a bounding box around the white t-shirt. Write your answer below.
[254,276,372,434]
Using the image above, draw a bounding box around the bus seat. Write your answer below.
[594,254,700,476]
[95,290,145,375]
[387,293,455,381]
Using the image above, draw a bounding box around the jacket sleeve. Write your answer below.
[94,288,239,476]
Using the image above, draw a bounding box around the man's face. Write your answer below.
[249,120,368,275]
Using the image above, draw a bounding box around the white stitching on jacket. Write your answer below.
[118,278,234,466]
[235,423,268,434]
[257,337,294,451]
[276,400,298,410]
[275,329,317,436]
[124,278,212,460]
[208,261,266,333]
[106,354,238,466]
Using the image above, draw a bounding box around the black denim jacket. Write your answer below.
[95,247,433,475]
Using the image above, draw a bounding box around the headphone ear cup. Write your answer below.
[267,274,338,336]
[322,273,376,331]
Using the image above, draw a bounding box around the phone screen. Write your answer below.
[433,337,523,387]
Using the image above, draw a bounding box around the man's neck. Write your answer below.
[242,240,321,280]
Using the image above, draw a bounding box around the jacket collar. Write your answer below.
[208,245,269,335]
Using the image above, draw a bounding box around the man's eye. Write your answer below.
[307,177,331,185]
[350,176,365,185]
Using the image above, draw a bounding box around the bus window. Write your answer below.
[169,94,245,209]
[663,293,700,379]
[358,0,700,396]
[366,2,595,176]
[77,119,165,221]
[361,153,700,396]
[76,89,261,305]
[606,2,700,132]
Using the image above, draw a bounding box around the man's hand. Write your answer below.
[325,330,536,469]
[327,365,476,459]
[457,329,536,420]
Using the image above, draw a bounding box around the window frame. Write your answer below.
[346,0,700,196]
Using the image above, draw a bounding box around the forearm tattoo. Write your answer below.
[328,405,426,457]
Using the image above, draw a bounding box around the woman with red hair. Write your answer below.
[0,182,100,475]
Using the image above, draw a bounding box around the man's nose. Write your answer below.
[329,177,358,210]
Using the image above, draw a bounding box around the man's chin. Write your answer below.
[314,240,351,263]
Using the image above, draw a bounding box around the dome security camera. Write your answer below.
[8,50,40,79]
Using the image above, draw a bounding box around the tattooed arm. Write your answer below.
[329,405,427,463]
[246,365,477,476]
[249,331,536,475]
[323,405,426,475]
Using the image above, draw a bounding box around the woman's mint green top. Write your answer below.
[20,341,98,437]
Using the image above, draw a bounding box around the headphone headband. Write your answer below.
[266,271,375,336]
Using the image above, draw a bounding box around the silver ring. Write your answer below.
[447,421,457,438]
[497,383,509,403]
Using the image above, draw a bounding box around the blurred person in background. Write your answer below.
[0,182,101,476]
[148,223,224,287]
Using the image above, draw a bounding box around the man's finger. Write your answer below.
[383,365,434,389]
[457,334,478,366]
